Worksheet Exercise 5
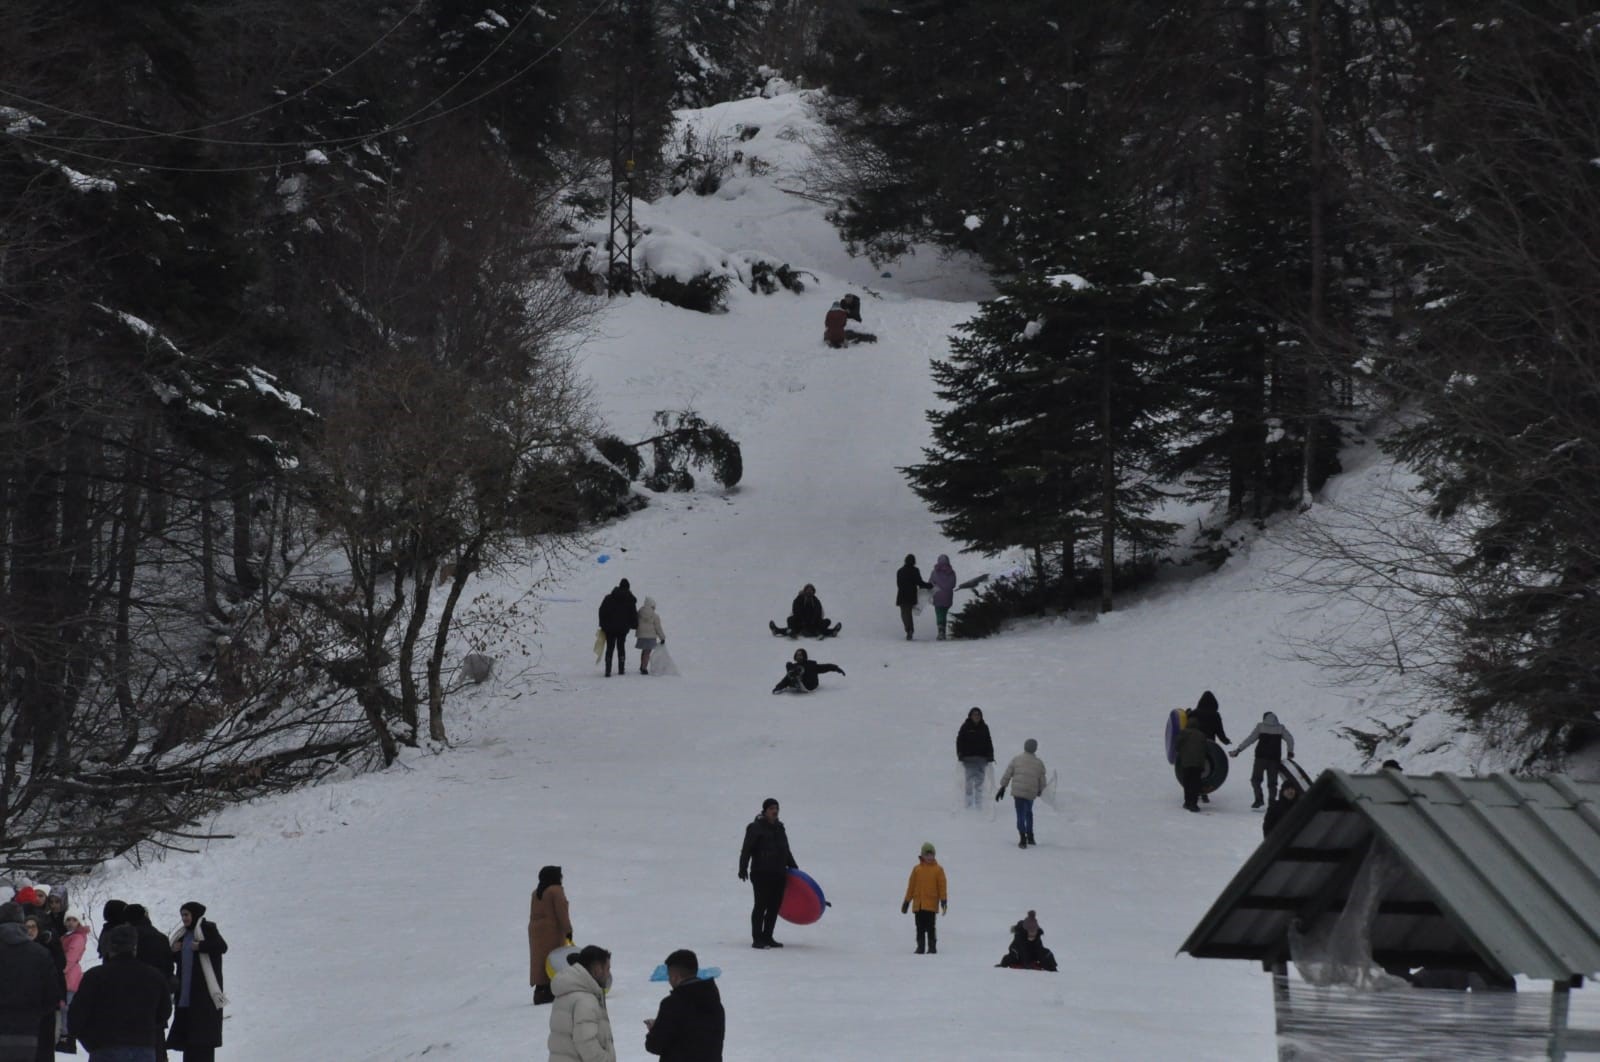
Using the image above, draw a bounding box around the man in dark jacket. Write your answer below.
[597,578,638,677]
[1230,710,1297,808]
[122,905,174,978]
[1188,691,1229,804]
[97,900,128,961]
[70,923,171,1059]
[0,901,61,1062]
[644,949,724,1061]
[895,554,932,640]
[737,799,798,949]
[770,648,845,694]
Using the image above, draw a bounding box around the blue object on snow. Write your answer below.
[649,964,721,982]
[596,553,610,564]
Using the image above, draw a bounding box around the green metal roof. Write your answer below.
[1180,770,1600,982]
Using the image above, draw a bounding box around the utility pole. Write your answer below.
[606,0,643,295]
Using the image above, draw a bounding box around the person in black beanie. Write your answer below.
[737,799,798,949]
[69,923,171,1059]
[644,949,724,1061]
[167,902,226,1061]
[97,901,128,961]
[122,906,173,978]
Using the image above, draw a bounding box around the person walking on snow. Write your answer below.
[996,739,1048,848]
[1188,691,1229,803]
[770,648,845,694]
[634,597,666,676]
[1231,711,1296,809]
[548,945,616,1062]
[738,799,798,949]
[529,866,574,1006]
[1176,717,1211,813]
[929,555,957,640]
[901,843,948,954]
[895,555,932,640]
[597,580,638,677]
[643,948,724,1061]
[956,708,995,808]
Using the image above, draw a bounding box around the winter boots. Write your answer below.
[533,984,555,1005]
[915,927,938,954]
[1018,831,1028,849]
[937,626,947,640]
[1026,832,1035,846]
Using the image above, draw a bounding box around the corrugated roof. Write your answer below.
[1180,770,1600,982]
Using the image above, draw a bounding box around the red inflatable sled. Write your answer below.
[777,868,829,925]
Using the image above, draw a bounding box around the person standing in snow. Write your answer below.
[900,843,948,955]
[769,648,844,694]
[643,948,724,1061]
[0,902,62,1062]
[928,555,957,640]
[548,945,616,1062]
[634,597,666,676]
[1263,779,1303,838]
[97,901,127,961]
[68,924,171,1061]
[1176,717,1211,813]
[1230,711,1296,809]
[597,579,638,677]
[737,798,798,949]
[166,902,227,1062]
[995,739,1048,848]
[1187,691,1229,804]
[956,708,995,808]
[895,555,932,640]
[122,905,171,978]
[58,912,87,1046]
[530,866,574,1006]
[23,915,65,1060]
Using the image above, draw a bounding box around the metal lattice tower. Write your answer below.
[606,0,642,295]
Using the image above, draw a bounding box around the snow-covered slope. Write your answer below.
[73,90,1457,1061]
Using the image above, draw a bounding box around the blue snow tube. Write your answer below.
[1173,742,1230,794]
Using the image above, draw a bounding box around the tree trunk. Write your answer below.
[229,461,261,595]
[397,557,435,739]
[1098,338,1116,614]
[426,542,483,743]
[1302,0,1326,511]
[200,490,223,621]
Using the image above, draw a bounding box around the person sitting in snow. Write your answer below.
[996,911,1057,972]
[822,293,876,348]
[769,584,840,638]
[770,648,845,694]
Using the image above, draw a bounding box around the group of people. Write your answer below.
[596,579,666,677]
[1173,690,1312,838]
[0,885,225,1062]
[528,867,725,1062]
[896,553,958,641]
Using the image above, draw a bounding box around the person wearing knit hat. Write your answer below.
[901,843,949,954]
[168,901,228,1060]
[996,739,1048,848]
[97,900,128,961]
[998,910,1057,972]
[59,907,91,1043]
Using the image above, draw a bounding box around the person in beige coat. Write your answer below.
[529,866,573,1006]
[548,945,616,1062]
[634,597,666,675]
[996,739,1048,849]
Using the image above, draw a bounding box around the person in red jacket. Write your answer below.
[823,301,850,347]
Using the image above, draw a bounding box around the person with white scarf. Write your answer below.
[167,902,227,1061]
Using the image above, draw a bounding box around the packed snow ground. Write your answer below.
[72,90,1496,1060]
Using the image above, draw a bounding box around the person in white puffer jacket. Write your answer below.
[548,945,616,1062]
[634,597,666,676]
[996,739,1048,849]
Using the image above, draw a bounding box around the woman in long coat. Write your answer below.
[167,901,227,1061]
[529,866,573,1005]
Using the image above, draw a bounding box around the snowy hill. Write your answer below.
[75,90,1460,1061]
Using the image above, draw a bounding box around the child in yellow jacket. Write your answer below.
[901,842,948,954]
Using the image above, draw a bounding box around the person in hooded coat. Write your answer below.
[1263,780,1302,838]
[895,555,932,640]
[1187,691,1230,804]
[548,945,616,1062]
[928,555,958,640]
[634,597,666,675]
[529,866,574,1006]
[1176,717,1211,812]
[644,949,724,1061]
[956,708,995,808]
[769,648,844,693]
[1230,710,1297,808]
[770,585,837,638]
[167,901,227,1061]
[597,580,638,677]
[997,911,1057,972]
[97,901,127,961]
[122,905,172,979]
[823,300,850,348]
[0,902,61,1062]
[68,923,171,1060]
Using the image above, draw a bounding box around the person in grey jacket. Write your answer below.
[995,739,1048,848]
[1230,711,1296,809]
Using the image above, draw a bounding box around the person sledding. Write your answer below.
[769,584,841,638]
[771,648,845,693]
[822,293,877,348]
[996,910,1057,972]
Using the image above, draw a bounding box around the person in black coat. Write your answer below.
[895,555,932,640]
[21,916,65,1062]
[770,648,845,693]
[69,924,171,1057]
[1188,690,1229,804]
[996,911,1057,972]
[737,799,799,949]
[956,707,996,808]
[1262,780,1302,838]
[770,584,837,638]
[597,579,639,677]
[122,905,174,980]
[98,900,128,961]
[0,902,62,1062]
[644,948,724,1061]
[168,902,227,1061]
